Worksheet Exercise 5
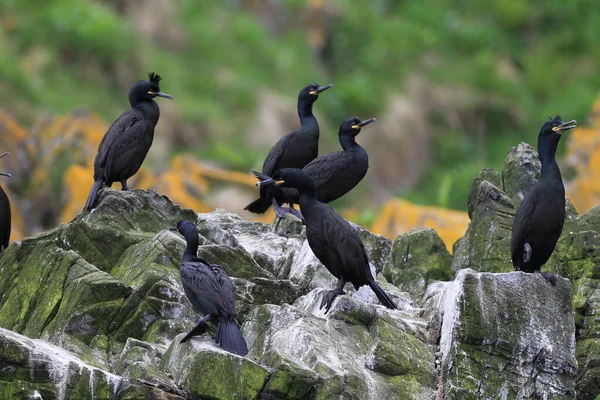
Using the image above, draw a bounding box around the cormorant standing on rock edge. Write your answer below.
[84,72,173,210]
[511,116,576,282]
[172,220,248,356]
[0,152,10,253]
[258,168,397,313]
[268,117,376,210]
[245,83,333,218]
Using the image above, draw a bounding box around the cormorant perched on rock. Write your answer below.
[271,117,375,211]
[0,152,10,253]
[511,116,576,275]
[84,72,172,210]
[258,168,396,312]
[245,83,332,218]
[172,220,248,356]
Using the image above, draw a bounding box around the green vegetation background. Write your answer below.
[1,0,598,213]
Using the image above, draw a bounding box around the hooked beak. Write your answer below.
[149,91,174,100]
[352,117,376,129]
[552,119,577,133]
[309,84,333,95]
[252,170,284,187]
[255,178,285,187]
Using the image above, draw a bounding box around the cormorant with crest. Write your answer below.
[0,152,10,253]
[84,72,173,210]
[172,220,248,356]
[245,83,332,218]
[258,168,397,313]
[511,116,576,278]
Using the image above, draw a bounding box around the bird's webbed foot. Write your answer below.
[180,314,211,343]
[541,271,558,287]
[523,243,532,263]
[273,203,291,218]
[288,204,305,224]
[120,180,130,191]
[319,279,346,314]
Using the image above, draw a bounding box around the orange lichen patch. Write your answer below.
[0,110,28,141]
[61,165,94,222]
[370,198,469,252]
[565,110,600,213]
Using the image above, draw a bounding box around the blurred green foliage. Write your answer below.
[0,0,599,211]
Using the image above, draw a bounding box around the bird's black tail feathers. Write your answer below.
[84,179,103,211]
[244,170,273,213]
[216,320,248,356]
[369,280,397,310]
[244,196,271,214]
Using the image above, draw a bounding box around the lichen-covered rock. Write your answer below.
[438,269,577,399]
[547,230,600,399]
[452,179,515,273]
[501,142,541,208]
[0,186,586,399]
[162,335,270,400]
[383,228,452,303]
[0,327,184,400]
[244,291,436,400]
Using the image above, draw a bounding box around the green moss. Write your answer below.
[383,228,452,301]
[264,366,316,400]
[197,244,273,280]
[184,350,269,399]
[452,179,514,273]
[369,316,434,386]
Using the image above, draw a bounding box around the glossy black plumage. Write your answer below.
[259,169,396,312]
[84,72,172,210]
[280,117,375,206]
[174,220,248,356]
[0,152,10,253]
[245,83,332,217]
[511,116,576,274]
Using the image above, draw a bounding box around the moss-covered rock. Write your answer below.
[162,336,270,400]
[501,142,541,208]
[0,187,587,399]
[547,229,600,399]
[439,269,577,399]
[383,228,452,302]
[452,178,515,273]
[0,327,183,400]
[245,299,436,400]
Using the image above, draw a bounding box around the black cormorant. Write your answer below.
[84,72,173,210]
[0,152,10,253]
[511,116,576,275]
[273,116,375,210]
[244,83,332,218]
[258,168,396,312]
[173,220,248,356]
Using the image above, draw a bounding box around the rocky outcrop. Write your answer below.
[437,269,576,399]
[451,142,600,398]
[0,146,589,400]
[383,228,452,302]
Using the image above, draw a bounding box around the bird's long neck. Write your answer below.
[297,184,318,216]
[182,233,199,263]
[298,99,318,132]
[538,135,562,183]
[339,134,361,152]
[131,98,160,126]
